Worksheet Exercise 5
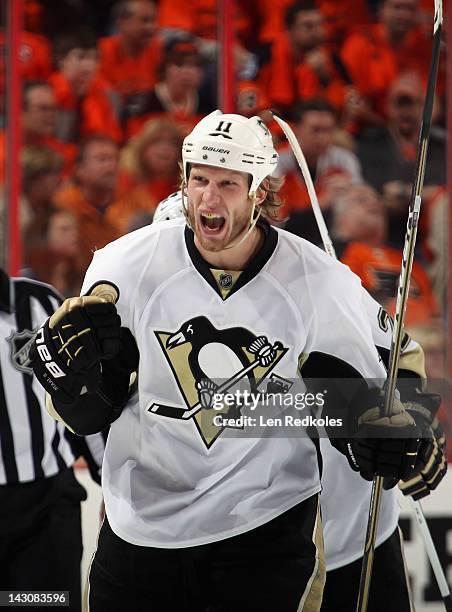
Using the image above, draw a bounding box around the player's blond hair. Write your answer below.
[257,175,284,221]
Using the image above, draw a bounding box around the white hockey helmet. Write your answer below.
[182,109,278,196]
[153,191,184,223]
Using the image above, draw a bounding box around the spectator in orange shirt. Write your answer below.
[340,0,432,120]
[265,2,349,114]
[98,0,163,99]
[50,29,122,145]
[54,135,123,263]
[276,99,362,220]
[334,185,438,326]
[123,36,213,139]
[286,182,437,325]
[119,118,183,210]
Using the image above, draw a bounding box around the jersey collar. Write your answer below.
[184,222,278,300]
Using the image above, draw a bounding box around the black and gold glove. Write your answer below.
[331,388,421,486]
[399,417,447,500]
[31,295,121,404]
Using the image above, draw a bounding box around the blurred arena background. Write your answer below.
[0,0,450,609]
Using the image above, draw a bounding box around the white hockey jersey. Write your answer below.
[321,291,423,569]
[82,219,387,548]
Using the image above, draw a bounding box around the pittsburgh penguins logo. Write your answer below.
[7,329,36,375]
[149,316,289,447]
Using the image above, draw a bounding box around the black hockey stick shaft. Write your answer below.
[356,2,444,611]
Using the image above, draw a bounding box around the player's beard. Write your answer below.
[187,200,254,252]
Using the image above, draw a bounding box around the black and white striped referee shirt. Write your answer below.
[0,269,105,485]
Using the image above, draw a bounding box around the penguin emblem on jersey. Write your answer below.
[7,329,36,375]
[150,316,289,448]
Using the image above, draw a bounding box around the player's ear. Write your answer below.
[254,179,268,207]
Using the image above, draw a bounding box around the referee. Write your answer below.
[0,268,105,611]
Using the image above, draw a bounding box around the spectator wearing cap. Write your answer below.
[50,29,122,144]
[98,1,163,98]
[357,72,445,249]
[123,36,213,138]
[118,118,183,209]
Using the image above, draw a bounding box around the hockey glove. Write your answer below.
[30,295,121,404]
[399,418,447,500]
[49,326,140,435]
[400,386,442,430]
[333,388,421,487]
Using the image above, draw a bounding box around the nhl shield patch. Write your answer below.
[219,272,233,289]
[7,329,36,375]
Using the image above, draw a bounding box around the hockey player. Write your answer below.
[31,110,431,611]
[153,191,447,611]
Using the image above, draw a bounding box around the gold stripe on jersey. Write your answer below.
[398,344,427,383]
[210,269,243,299]
[297,352,309,375]
[297,499,326,612]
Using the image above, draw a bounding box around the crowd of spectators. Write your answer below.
[0,0,448,409]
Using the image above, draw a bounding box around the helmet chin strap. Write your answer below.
[181,183,262,253]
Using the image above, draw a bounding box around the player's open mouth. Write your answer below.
[200,212,226,234]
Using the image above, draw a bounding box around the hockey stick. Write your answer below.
[272,113,336,258]
[354,0,444,608]
[272,113,336,259]
[273,5,450,600]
